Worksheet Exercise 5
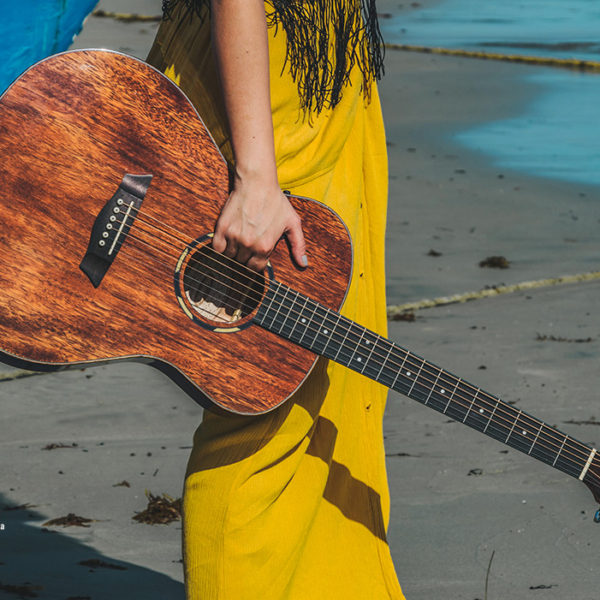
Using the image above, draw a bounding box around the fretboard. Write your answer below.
[254,280,596,484]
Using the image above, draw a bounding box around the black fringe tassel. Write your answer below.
[161,0,385,113]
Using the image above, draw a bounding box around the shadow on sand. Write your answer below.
[0,492,184,600]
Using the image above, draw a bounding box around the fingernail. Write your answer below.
[301,255,308,267]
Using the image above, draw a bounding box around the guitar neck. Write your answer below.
[254,280,597,484]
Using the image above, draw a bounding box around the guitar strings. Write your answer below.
[124,249,591,476]
[119,210,599,473]
[122,222,261,323]
[111,209,600,478]
[124,227,600,484]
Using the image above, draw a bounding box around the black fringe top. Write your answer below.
[161,0,385,113]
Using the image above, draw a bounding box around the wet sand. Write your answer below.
[1,0,598,598]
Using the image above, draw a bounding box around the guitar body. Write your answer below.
[0,50,352,415]
[3,51,600,514]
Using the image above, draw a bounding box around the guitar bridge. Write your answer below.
[80,173,152,287]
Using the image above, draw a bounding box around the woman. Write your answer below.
[148,1,404,597]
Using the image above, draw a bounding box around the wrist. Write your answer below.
[233,162,279,190]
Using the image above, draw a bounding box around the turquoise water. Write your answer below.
[381,1,600,187]
[457,70,600,186]
[382,0,600,61]
[1,1,97,94]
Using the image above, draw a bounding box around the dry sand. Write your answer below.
[1,1,599,599]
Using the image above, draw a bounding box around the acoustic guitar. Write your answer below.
[0,50,598,515]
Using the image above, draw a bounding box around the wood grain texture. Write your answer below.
[0,50,352,415]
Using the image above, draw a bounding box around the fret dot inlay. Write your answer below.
[406,371,411,376]
[357,358,362,362]
[324,329,328,334]
[440,389,445,394]
[479,409,485,414]
[301,318,306,323]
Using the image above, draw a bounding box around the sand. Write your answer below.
[1,1,598,598]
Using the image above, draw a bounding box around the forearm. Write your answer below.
[210,0,306,271]
[211,0,277,185]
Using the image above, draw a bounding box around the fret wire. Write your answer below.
[552,434,568,467]
[443,378,461,414]
[256,287,276,326]
[303,300,324,350]
[505,409,522,443]
[511,413,576,469]
[375,341,395,381]
[280,288,301,337]
[463,387,480,423]
[332,314,348,360]
[530,438,577,474]
[423,366,442,406]
[352,327,368,373]
[406,357,425,396]
[310,304,332,355]
[333,319,364,366]
[281,288,302,340]
[483,401,500,434]
[390,348,410,389]
[286,292,309,342]
[359,330,379,376]
[296,298,318,346]
[527,421,545,456]
[272,286,290,334]
[316,305,342,357]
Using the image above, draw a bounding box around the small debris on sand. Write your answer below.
[112,480,131,488]
[391,311,416,322]
[42,443,78,450]
[536,333,593,343]
[563,417,600,426]
[3,503,36,511]
[133,491,182,525]
[78,558,127,571]
[479,256,510,269]
[42,513,95,528]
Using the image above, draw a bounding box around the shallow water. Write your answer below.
[457,70,600,187]
[383,0,600,61]
[381,0,600,187]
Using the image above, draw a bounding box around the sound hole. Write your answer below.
[182,244,265,325]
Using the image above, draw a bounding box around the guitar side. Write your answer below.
[0,49,352,414]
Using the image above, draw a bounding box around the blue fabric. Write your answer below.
[1,0,97,93]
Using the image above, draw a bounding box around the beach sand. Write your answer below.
[1,1,598,598]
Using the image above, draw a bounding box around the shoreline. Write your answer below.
[378,47,599,306]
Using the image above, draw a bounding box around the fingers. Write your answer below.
[236,236,271,271]
[284,213,308,268]
[213,222,269,270]
[212,189,308,272]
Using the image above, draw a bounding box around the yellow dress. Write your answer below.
[148,5,404,599]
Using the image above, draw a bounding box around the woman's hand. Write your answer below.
[212,170,307,273]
